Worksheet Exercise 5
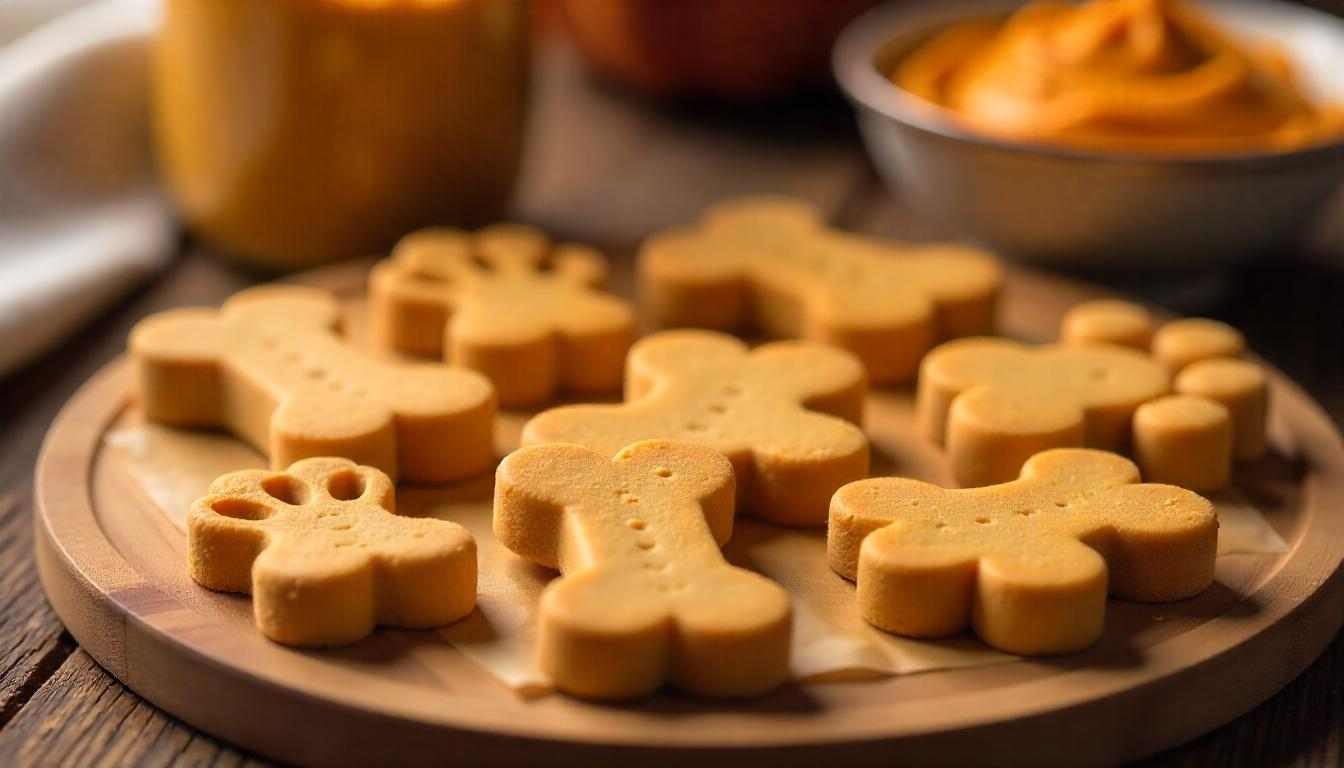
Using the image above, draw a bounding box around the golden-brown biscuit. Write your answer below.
[828,449,1217,655]
[521,330,869,526]
[1060,299,1155,350]
[916,337,1169,487]
[1133,395,1232,493]
[369,225,636,407]
[1152,318,1246,373]
[639,195,1000,383]
[1057,300,1268,465]
[130,285,496,483]
[188,458,477,647]
[494,439,792,699]
[1175,358,1269,461]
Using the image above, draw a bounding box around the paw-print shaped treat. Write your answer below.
[829,449,1217,655]
[369,224,636,406]
[916,337,1169,487]
[1061,299,1247,373]
[639,195,1000,383]
[1061,299,1268,467]
[1175,359,1268,461]
[521,329,870,526]
[1152,318,1246,374]
[1060,299,1155,351]
[188,458,477,647]
[495,440,792,699]
[130,285,496,483]
[1133,395,1232,493]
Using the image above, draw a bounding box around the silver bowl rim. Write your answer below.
[833,0,1344,172]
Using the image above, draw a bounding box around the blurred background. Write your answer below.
[1,0,1341,379]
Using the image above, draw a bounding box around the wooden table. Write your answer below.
[1,40,1341,766]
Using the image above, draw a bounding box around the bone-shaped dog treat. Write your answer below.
[189,458,477,647]
[639,195,1001,383]
[494,440,792,699]
[828,449,1217,655]
[521,329,869,526]
[916,337,1169,487]
[369,225,636,406]
[130,285,496,483]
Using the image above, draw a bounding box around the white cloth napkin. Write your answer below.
[0,0,170,376]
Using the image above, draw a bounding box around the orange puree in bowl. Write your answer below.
[154,0,528,270]
[893,0,1344,155]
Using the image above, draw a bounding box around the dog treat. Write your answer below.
[1176,358,1269,461]
[639,195,1000,383]
[1058,300,1268,464]
[1060,299,1155,351]
[369,225,636,407]
[1133,395,1232,492]
[521,330,869,526]
[828,449,1217,655]
[1059,300,1247,371]
[1152,318,1246,373]
[188,457,477,647]
[916,337,1169,487]
[130,285,496,483]
[494,440,792,699]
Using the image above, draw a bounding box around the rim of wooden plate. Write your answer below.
[32,264,1344,765]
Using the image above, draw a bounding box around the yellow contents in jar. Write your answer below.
[154,0,528,270]
[893,0,1344,155]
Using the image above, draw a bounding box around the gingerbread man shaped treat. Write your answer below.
[916,337,1169,487]
[369,224,636,407]
[495,440,792,699]
[130,285,496,483]
[521,330,870,526]
[639,195,1001,384]
[829,449,1217,655]
[189,458,477,647]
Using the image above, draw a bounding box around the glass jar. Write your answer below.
[153,0,528,270]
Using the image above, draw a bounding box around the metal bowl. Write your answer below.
[833,0,1344,266]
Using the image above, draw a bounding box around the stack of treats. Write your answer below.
[128,196,1262,700]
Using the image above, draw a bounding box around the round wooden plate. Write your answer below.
[35,261,1344,766]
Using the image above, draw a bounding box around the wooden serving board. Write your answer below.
[34,260,1344,766]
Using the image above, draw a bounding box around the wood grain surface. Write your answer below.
[2,36,1343,767]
